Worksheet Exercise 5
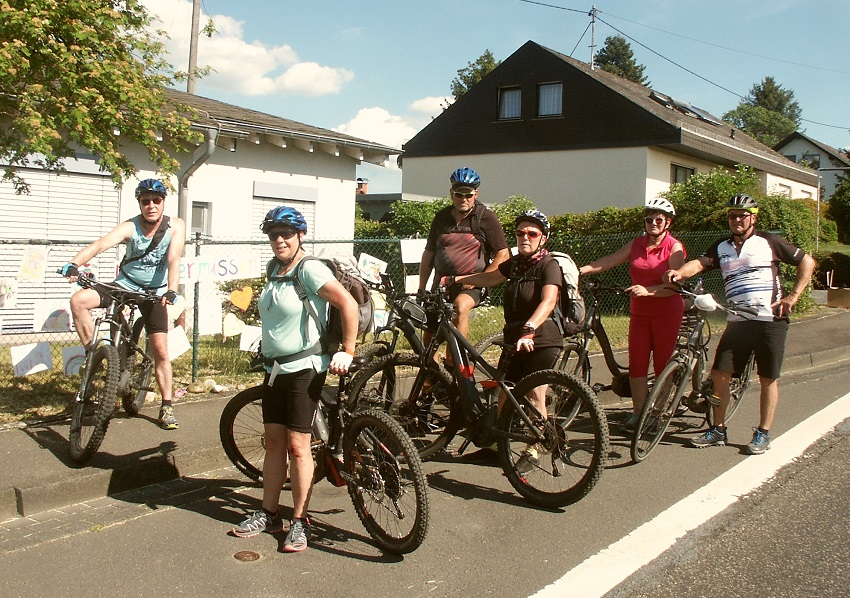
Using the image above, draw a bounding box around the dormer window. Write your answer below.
[498,87,521,120]
[537,82,563,117]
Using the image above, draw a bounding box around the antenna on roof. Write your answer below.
[589,6,597,70]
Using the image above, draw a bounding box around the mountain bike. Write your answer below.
[60,271,157,463]
[475,279,637,398]
[630,284,758,463]
[348,287,609,507]
[219,358,430,554]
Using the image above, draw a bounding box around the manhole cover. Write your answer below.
[234,551,260,562]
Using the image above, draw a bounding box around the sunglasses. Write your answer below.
[139,196,164,206]
[515,229,542,239]
[644,216,666,225]
[727,212,753,220]
[267,229,298,241]
[453,192,475,199]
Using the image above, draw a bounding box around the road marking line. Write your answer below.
[530,391,850,598]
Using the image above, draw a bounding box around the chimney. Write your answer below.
[356,177,369,195]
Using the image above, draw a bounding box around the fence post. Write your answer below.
[192,232,202,382]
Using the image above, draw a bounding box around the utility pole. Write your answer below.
[589,5,597,70]
[187,0,201,94]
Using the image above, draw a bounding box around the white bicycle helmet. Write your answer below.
[645,197,675,217]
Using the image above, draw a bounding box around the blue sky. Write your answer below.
[143,0,850,192]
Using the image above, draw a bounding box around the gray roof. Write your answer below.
[166,89,398,165]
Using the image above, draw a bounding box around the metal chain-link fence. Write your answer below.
[0,231,728,422]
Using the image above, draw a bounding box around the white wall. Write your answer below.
[645,148,716,201]
[777,137,845,200]
[761,172,817,199]
[401,148,652,216]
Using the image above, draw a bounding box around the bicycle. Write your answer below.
[630,284,758,462]
[219,358,430,554]
[348,287,610,507]
[476,279,637,398]
[60,271,157,463]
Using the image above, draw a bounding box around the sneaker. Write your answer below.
[746,428,771,455]
[690,426,727,448]
[516,444,541,474]
[284,517,311,553]
[158,405,179,430]
[622,413,639,434]
[232,509,282,538]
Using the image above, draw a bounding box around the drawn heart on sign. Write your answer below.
[222,312,246,337]
[229,286,253,311]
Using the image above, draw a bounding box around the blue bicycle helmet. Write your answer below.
[514,209,551,236]
[450,167,481,189]
[135,178,167,199]
[260,206,308,233]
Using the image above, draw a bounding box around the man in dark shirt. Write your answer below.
[665,194,815,454]
[419,167,509,342]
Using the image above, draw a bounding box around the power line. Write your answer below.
[518,0,589,15]
[599,9,850,77]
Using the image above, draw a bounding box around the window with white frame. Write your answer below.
[191,202,211,236]
[498,87,521,120]
[537,82,563,117]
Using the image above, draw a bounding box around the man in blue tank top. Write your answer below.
[61,179,186,430]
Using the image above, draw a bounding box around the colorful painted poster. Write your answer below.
[11,342,53,376]
[17,247,49,283]
[62,346,86,376]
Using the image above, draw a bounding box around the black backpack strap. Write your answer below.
[470,203,488,261]
[119,216,171,289]
[290,257,330,353]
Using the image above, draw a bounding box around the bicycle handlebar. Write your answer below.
[670,281,759,318]
[58,270,161,304]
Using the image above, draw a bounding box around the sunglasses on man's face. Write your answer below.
[727,212,752,221]
[267,229,298,241]
[453,191,475,199]
[515,229,542,239]
[139,196,164,206]
[644,216,666,225]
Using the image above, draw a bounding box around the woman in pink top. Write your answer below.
[579,198,686,434]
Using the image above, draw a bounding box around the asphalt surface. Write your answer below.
[3,306,850,523]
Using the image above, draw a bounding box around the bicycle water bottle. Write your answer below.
[312,399,331,444]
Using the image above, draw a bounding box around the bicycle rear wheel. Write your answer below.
[497,369,609,507]
[348,353,459,460]
[707,352,755,427]
[69,344,119,463]
[474,332,504,369]
[344,409,430,554]
[219,386,265,481]
[631,360,687,463]
[553,340,590,384]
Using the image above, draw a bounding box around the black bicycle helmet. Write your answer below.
[135,179,167,199]
[260,206,308,233]
[514,209,551,236]
[450,167,481,188]
[727,194,759,214]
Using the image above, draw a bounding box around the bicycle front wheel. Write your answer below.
[69,344,119,463]
[497,369,609,507]
[474,332,504,369]
[631,359,687,463]
[219,386,265,481]
[344,409,430,554]
[348,353,459,460]
[707,353,755,427]
[553,340,590,384]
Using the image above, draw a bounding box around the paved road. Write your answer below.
[1,359,848,598]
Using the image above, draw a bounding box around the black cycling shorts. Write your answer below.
[261,368,326,434]
[95,289,169,335]
[503,346,562,385]
[713,319,789,380]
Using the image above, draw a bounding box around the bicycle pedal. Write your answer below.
[591,383,607,393]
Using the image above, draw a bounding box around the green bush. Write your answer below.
[827,178,850,243]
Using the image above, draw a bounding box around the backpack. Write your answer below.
[549,251,586,337]
[507,251,585,338]
[266,256,374,358]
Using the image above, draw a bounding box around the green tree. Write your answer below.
[722,77,801,147]
[827,177,850,243]
[0,0,200,193]
[451,49,500,100]
[594,35,649,86]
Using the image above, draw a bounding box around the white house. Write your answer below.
[774,131,850,202]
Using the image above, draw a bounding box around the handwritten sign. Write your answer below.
[167,326,192,361]
[11,342,53,377]
[179,255,262,283]
[239,326,262,352]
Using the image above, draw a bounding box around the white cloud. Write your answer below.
[142,0,352,97]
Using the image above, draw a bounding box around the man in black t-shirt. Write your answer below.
[419,167,509,341]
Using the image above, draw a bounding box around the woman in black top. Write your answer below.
[450,209,563,414]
